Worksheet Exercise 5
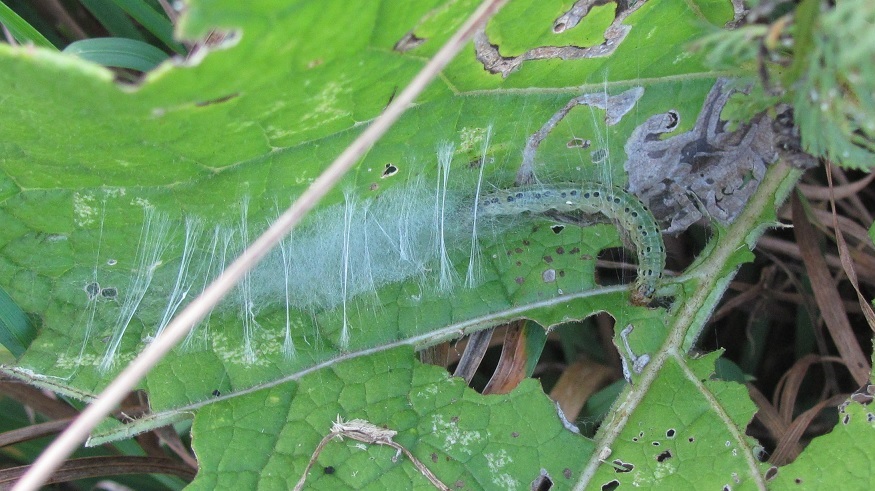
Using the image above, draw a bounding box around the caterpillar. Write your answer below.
[478,182,665,305]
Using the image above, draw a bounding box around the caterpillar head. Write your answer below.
[630,282,655,307]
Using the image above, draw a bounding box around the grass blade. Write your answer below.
[0,286,35,359]
[80,0,146,41]
[0,0,56,49]
[109,0,185,54]
[63,37,169,71]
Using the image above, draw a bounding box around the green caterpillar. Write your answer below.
[479,183,665,305]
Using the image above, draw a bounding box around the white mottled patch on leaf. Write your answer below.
[73,192,96,227]
[430,414,482,455]
[485,449,517,489]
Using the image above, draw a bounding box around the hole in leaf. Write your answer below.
[601,480,620,491]
[567,138,591,148]
[531,470,553,491]
[381,163,399,178]
[656,450,672,462]
[84,282,100,299]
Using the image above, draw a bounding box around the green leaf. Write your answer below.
[0,0,56,49]
[589,353,767,488]
[188,347,593,489]
[0,0,729,412]
[108,0,186,54]
[0,0,845,488]
[63,38,170,72]
[80,0,148,41]
[770,395,875,488]
[794,1,875,169]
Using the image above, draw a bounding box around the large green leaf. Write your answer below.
[5,0,860,489]
[187,346,594,489]
[0,0,726,412]
[771,391,875,488]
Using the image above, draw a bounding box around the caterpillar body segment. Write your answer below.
[479,183,665,305]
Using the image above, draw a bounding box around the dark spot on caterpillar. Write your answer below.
[559,270,566,277]
[551,224,565,234]
[515,247,523,254]
[515,261,522,266]
[515,277,525,285]
[570,190,578,196]
[556,246,565,254]
[523,240,530,246]
[100,287,117,299]
[516,192,524,199]
[631,211,639,217]
[324,466,335,475]
[212,389,221,397]
[544,256,553,263]
[613,197,621,204]
[583,192,591,199]
[593,191,600,197]
[506,195,515,202]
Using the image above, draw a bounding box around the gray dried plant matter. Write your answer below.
[623,79,779,234]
